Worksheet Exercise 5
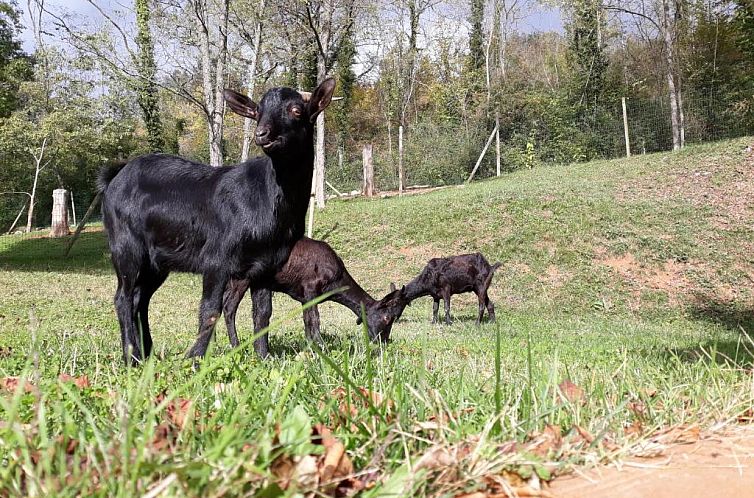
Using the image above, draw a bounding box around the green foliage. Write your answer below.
[467,0,485,72]
[0,1,33,117]
[134,0,165,152]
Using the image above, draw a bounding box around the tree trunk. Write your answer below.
[241,0,266,162]
[26,138,47,233]
[662,0,681,151]
[362,144,374,197]
[315,112,326,208]
[196,0,229,167]
[51,189,70,237]
[495,111,501,176]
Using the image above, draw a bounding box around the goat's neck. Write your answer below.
[402,278,430,301]
[331,271,376,318]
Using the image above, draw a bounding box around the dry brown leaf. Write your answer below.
[558,380,585,405]
[156,392,194,429]
[624,419,643,437]
[528,424,563,458]
[58,374,90,389]
[628,401,647,418]
[739,408,754,423]
[0,376,37,394]
[414,445,457,472]
[571,425,595,445]
[652,424,701,445]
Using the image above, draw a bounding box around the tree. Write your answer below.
[468,0,485,72]
[0,1,33,117]
[135,0,164,152]
[568,0,609,116]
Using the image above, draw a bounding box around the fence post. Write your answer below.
[362,144,374,197]
[51,189,70,237]
[622,97,631,158]
[495,111,501,176]
[398,125,405,195]
[466,125,499,184]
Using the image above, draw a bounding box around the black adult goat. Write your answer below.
[99,78,336,365]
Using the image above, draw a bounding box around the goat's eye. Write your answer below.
[290,106,302,118]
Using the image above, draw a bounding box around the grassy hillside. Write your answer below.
[0,138,752,496]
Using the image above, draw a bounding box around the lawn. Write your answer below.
[1,138,753,497]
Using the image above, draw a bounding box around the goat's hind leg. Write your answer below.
[431,298,440,324]
[133,270,168,359]
[475,290,486,325]
[302,305,323,345]
[113,266,140,366]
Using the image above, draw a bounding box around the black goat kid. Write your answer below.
[222,237,407,357]
[99,79,336,365]
[396,253,501,325]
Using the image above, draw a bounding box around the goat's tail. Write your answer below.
[484,262,503,290]
[96,159,128,193]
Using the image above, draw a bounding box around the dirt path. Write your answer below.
[550,426,754,497]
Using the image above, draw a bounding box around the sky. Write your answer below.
[19,0,564,55]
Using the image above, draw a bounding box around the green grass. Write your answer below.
[1,138,753,496]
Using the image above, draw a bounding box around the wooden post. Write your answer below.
[466,125,498,184]
[362,144,374,197]
[495,111,501,176]
[70,190,77,226]
[7,203,26,234]
[398,125,405,195]
[622,97,631,158]
[65,191,101,256]
[50,188,70,237]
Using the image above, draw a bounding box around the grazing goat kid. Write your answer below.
[99,79,336,365]
[397,253,501,325]
[222,237,408,356]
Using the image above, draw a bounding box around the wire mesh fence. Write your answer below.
[1,92,751,258]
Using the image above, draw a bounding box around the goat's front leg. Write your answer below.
[223,278,249,348]
[251,288,272,359]
[431,298,440,324]
[485,293,496,323]
[302,305,324,345]
[442,290,452,325]
[186,273,228,359]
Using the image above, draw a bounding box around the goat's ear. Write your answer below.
[389,282,397,293]
[223,89,259,120]
[308,77,336,122]
[356,316,363,325]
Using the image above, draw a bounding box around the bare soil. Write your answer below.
[550,425,754,498]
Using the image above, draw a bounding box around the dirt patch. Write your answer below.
[598,252,692,305]
[551,425,754,498]
[539,265,571,290]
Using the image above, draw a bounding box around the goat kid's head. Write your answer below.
[223,78,336,157]
[358,285,409,343]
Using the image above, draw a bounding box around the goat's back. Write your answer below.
[101,154,295,275]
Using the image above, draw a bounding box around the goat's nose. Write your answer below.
[255,127,270,140]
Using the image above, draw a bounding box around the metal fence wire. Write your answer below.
[0,92,752,257]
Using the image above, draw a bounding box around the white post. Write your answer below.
[466,125,499,184]
[622,97,631,158]
[307,163,316,237]
[70,190,77,226]
[495,111,501,176]
[362,144,374,197]
[398,125,405,195]
[51,189,70,237]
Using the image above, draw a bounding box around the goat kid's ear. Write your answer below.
[356,316,363,325]
[389,282,397,293]
[307,77,336,123]
[223,89,259,121]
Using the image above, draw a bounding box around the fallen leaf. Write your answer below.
[156,392,194,429]
[571,425,595,445]
[0,376,37,394]
[624,419,643,437]
[628,400,647,418]
[58,374,90,389]
[528,424,563,458]
[558,380,585,405]
[414,445,457,472]
[739,408,754,423]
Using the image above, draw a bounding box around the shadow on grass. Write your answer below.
[659,295,754,366]
[0,230,111,274]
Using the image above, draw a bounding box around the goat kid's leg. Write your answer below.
[431,298,440,324]
[485,294,496,323]
[443,290,452,325]
[223,278,249,348]
[476,291,486,326]
[302,305,324,345]
[186,274,228,359]
[251,288,272,359]
[133,271,168,359]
